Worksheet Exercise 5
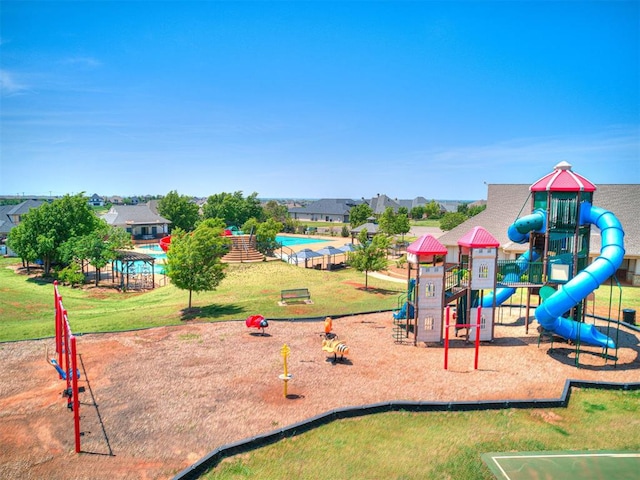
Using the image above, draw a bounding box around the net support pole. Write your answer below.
[70,335,80,453]
[444,306,450,370]
[474,301,482,371]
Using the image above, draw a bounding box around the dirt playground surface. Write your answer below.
[1,311,639,480]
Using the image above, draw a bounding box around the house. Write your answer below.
[0,199,45,238]
[437,184,640,286]
[367,194,465,215]
[288,198,364,223]
[368,194,401,215]
[287,195,461,223]
[88,193,104,207]
[368,194,435,214]
[101,205,171,242]
[0,199,46,256]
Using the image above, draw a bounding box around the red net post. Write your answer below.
[474,304,481,370]
[444,306,450,370]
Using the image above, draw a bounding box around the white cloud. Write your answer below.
[60,56,102,68]
[0,70,28,96]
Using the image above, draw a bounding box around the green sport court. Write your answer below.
[482,450,640,480]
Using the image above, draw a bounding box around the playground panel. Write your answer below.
[482,450,640,480]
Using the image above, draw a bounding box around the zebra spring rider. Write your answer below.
[322,317,350,363]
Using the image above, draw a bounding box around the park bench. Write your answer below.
[280,288,312,305]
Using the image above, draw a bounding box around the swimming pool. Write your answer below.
[140,244,165,254]
[114,259,167,275]
[275,235,330,247]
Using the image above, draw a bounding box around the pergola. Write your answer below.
[112,250,156,290]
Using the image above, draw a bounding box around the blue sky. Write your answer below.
[1,1,638,200]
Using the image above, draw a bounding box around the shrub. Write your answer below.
[56,262,85,287]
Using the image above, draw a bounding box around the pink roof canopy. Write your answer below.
[457,226,499,248]
[530,161,596,192]
[407,234,447,256]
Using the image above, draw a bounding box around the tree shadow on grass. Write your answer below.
[25,275,55,286]
[180,303,245,321]
[355,287,399,296]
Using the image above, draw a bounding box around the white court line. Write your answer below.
[490,452,640,480]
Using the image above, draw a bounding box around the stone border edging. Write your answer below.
[172,380,640,480]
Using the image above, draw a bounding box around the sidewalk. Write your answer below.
[369,271,406,283]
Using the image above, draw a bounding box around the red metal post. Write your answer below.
[474,304,481,370]
[70,335,80,453]
[444,306,450,370]
[63,312,72,408]
[54,283,64,374]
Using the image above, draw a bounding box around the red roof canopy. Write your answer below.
[407,234,447,255]
[457,226,499,248]
[530,161,596,192]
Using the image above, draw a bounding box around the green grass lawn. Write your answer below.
[1,255,637,342]
[204,388,640,480]
[410,218,442,227]
[0,257,404,342]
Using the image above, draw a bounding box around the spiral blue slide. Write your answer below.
[534,203,625,349]
[481,210,545,308]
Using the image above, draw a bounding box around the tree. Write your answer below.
[347,230,390,290]
[440,212,467,231]
[378,207,396,235]
[256,218,283,255]
[410,205,425,219]
[202,191,263,227]
[164,222,231,310]
[457,202,469,215]
[69,222,132,286]
[7,194,99,275]
[424,200,442,219]
[378,207,410,239]
[395,212,411,240]
[468,204,487,217]
[349,203,373,228]
[263,200,289,223]
[158,190,200,232]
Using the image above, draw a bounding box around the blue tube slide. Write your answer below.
[481,210,545,308]
[534,203,625,349]
[393,279,416,320]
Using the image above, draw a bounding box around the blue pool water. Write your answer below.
[275,235,329,247]
[115,259,167,275]
[140,244,164,254]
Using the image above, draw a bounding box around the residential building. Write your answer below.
[288,198,364,222]
[88,193,105,206]
[101,205,171,242]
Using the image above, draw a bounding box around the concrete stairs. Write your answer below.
[221,235,264,263]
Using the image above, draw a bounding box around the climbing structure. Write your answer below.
[393,234,447,344]
[455,227,499,341]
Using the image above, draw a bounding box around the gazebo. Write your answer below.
[111,250,156,290]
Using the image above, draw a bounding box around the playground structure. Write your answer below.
[393,227,499,345]
[52,281,82,453]
[393,162,625,367]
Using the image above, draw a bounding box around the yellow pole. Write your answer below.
[280,344,291,397]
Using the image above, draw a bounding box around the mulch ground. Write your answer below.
[1,311,639,480]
